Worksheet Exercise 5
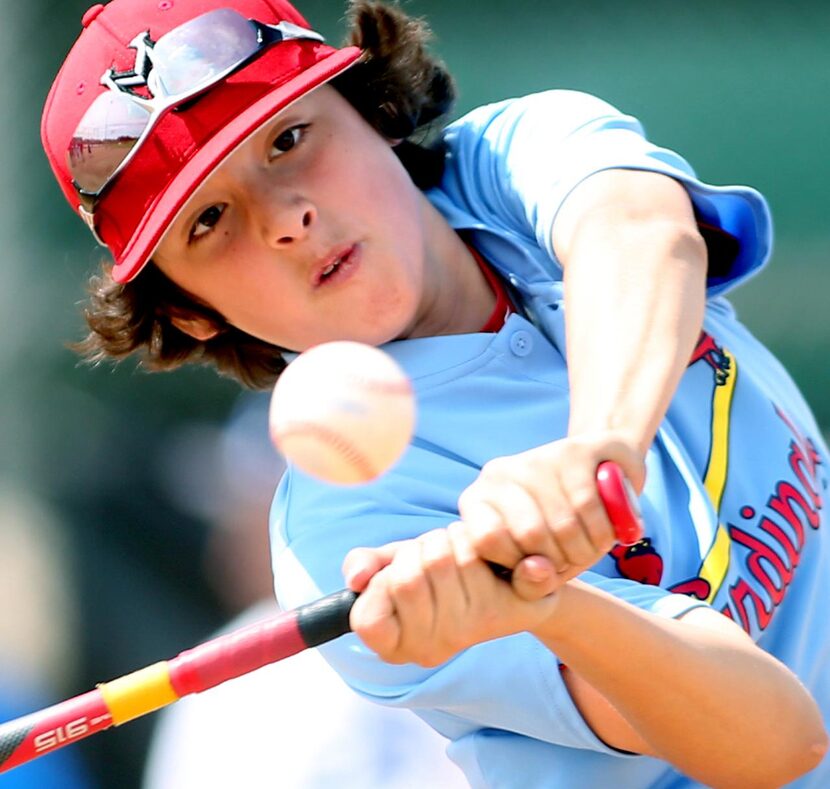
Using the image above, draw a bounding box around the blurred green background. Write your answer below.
[2,0,828,786]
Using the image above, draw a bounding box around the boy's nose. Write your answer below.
[260,195,316,247]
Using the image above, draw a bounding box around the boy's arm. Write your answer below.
[455,169,706,573]
[554,167,707,460]
[543,582,827,788]
[346,533,827,789]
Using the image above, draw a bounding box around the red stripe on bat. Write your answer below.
[0,690,112,771]
[168,612,308,696]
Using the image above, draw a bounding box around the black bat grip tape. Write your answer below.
[296,588,358,648]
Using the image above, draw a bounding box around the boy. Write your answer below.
[43,0,828,785]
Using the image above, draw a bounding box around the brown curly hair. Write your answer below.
[73,1,456,389]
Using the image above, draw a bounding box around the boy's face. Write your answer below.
[153,85,436,351]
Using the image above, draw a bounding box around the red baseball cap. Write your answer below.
[42,0,361,283]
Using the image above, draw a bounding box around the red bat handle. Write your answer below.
[0,463,640,773]
[597,460,643,545]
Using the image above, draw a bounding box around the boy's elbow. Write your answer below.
[770,714,828,787]
[741,644,829,786]
[797,694,828,770]
[796,726,829,780]
[809,730,830,768]
[708,698,828,788]
[719,729,827,789]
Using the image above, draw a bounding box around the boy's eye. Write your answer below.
[190,203,226,241]
[271,125,307,157]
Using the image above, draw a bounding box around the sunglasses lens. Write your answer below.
[153,8,259,96]
[66,9,322,203]
[68,91,150,193]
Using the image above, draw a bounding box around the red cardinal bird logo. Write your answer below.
[610,538,664,586]
[689,332,731,386]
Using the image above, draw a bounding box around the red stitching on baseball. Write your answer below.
[277,422,377,480]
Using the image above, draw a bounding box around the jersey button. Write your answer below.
[509,330,533,357]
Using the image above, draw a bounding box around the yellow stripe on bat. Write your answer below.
[98,662,179,726]
[699,349,737,603]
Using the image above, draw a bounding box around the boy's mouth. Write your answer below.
[314,244,358,286]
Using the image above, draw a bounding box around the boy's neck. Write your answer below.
[404,197,496,339]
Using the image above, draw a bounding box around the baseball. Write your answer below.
[269,342,416,485]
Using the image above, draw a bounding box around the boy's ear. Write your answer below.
[170,315,221,341]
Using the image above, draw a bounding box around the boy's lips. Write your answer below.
[312,243,360,287]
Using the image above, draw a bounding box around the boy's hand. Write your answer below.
[456,434,644,598]
[343,526,562,667]
[341,443,643,666]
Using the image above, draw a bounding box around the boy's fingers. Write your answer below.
[343,541,405,591]
[349,575,402,659]
[385,540,435,647]
[557,465,617,553]
[458,490,524,568]
[447,520,495,597]
[490,480,558,559]
[511,555,561,601]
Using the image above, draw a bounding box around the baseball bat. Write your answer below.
[0,461,641,773]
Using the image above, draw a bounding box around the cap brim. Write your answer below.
[111,45,362,282]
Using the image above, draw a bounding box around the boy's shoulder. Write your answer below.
[445,89,634,139]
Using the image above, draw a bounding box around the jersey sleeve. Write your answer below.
[440,90,772,295]
[270,467,707,757]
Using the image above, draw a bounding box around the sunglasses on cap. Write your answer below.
[68,7,324,240]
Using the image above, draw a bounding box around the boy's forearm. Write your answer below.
[533,581,827,787]
[564,218,706,454]
[559,173,707,456]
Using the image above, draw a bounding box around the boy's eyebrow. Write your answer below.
[266,99,315,129]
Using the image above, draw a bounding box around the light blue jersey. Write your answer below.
[271,91,829,787]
